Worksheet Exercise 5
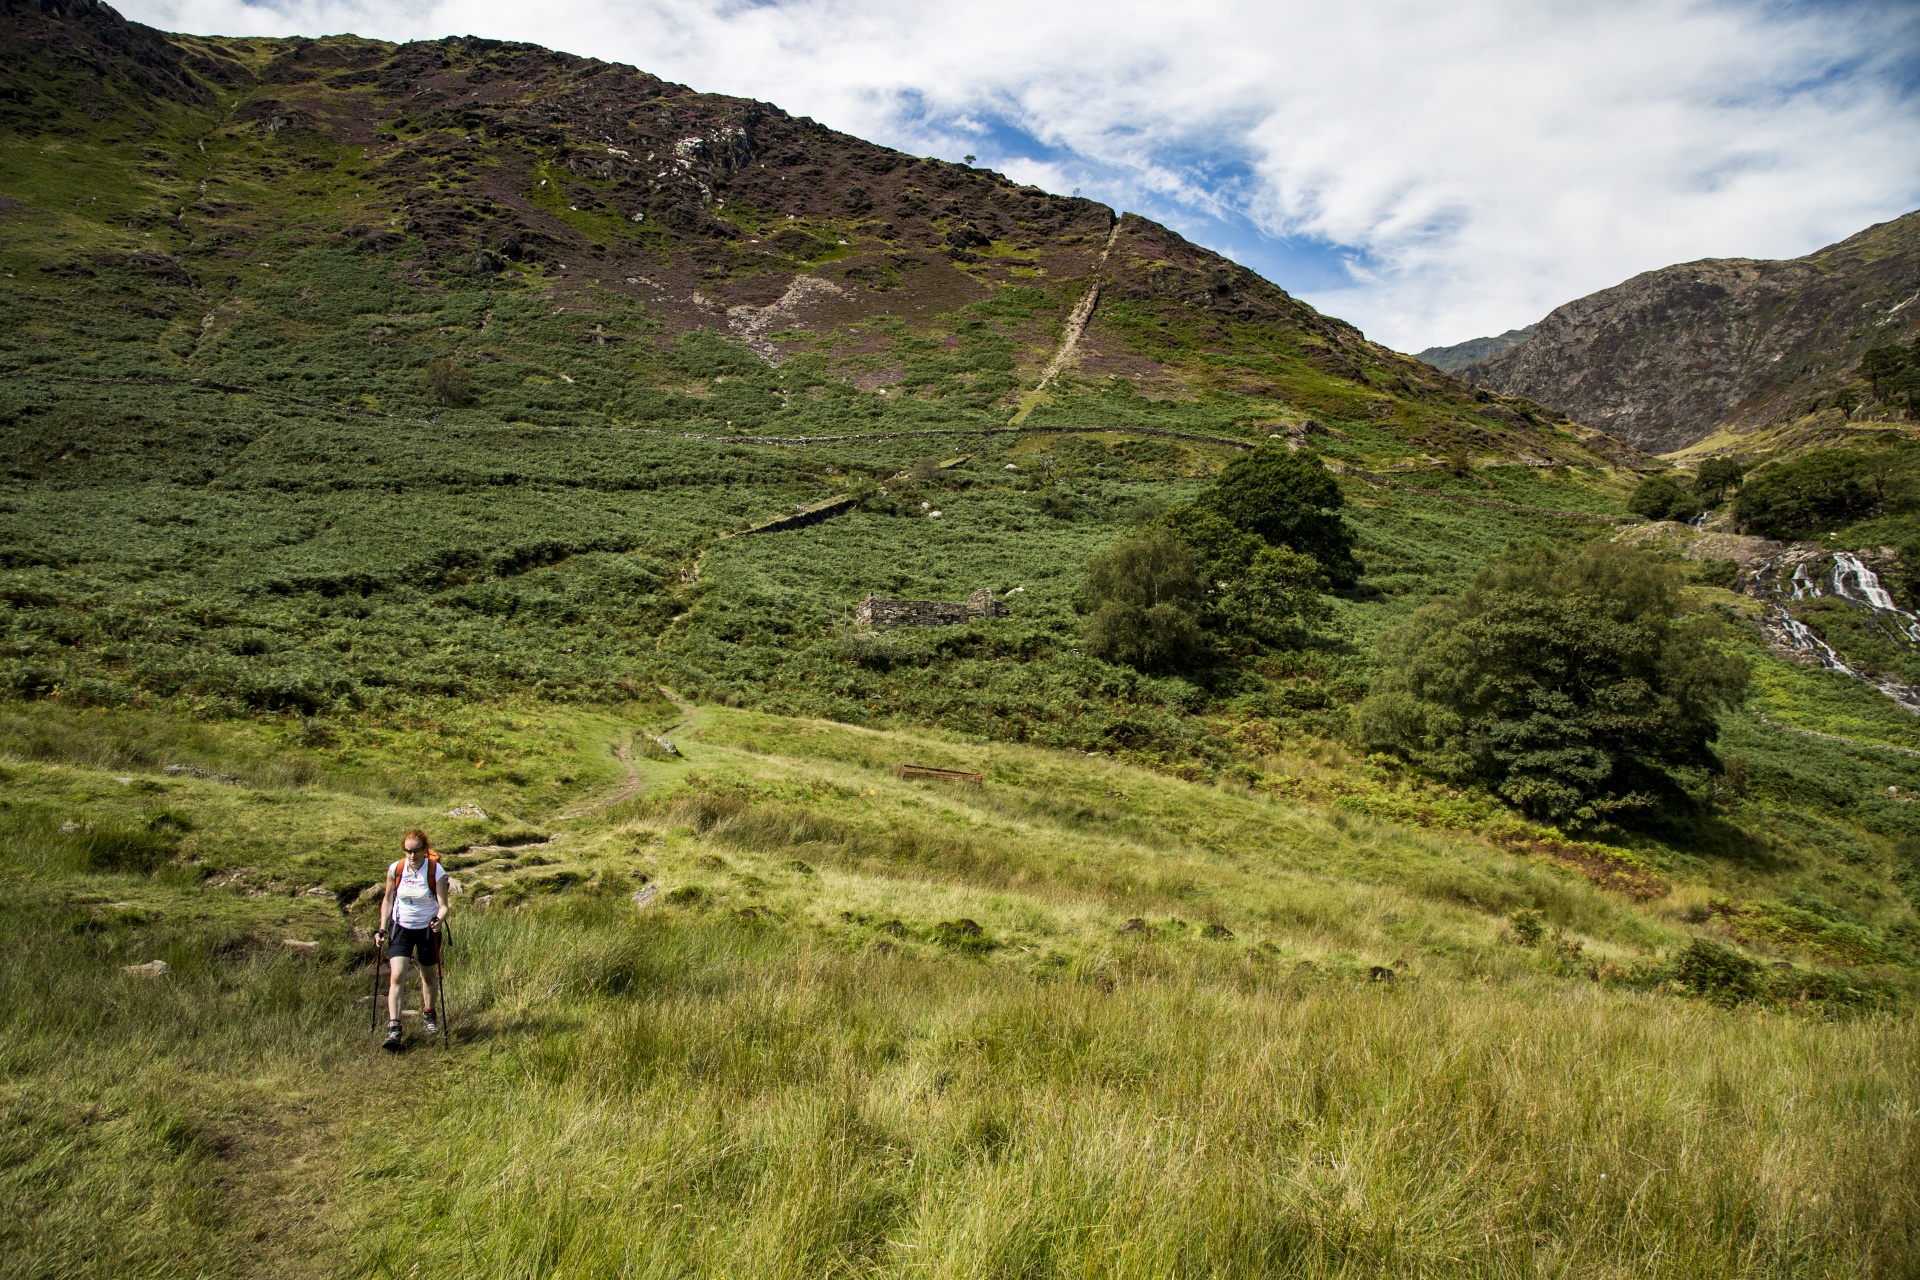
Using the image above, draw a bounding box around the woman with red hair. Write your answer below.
[377,828,449,1052]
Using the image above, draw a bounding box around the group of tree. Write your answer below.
[1732,447,1914,538]
[1356,542,1749,826]
[1077,449,1750,830]
[1077,446,1353,674]
[1626,457,1745,523]
[1857,337,1920,416]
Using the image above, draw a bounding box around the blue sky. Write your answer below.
[132,0,1920,351]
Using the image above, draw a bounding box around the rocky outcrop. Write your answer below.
[1462,212,1920,453]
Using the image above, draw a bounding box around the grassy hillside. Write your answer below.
[6,5,1920,1276]
[3,698,1918,1278]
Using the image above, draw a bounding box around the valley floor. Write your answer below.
[3,699,1916,1279]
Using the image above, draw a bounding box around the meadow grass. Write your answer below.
[4,701,1919,1277]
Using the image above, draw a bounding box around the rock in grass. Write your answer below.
[632,884,659,909]
[281,939,320,954]
[123,960,170,978]
[1202,922,1235,940]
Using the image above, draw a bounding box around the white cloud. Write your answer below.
[122,0,1920,350]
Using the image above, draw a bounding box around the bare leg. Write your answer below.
[417,963,439,1015]
[388,955,410,1022]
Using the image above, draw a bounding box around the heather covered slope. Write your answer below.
[0,0,1597,463]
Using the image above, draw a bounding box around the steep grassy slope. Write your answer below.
[3,699,1918,1278]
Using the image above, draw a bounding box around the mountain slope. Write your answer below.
[1412,325,1534,373]
[1460,212,1920,454]
[0,0,1601,462]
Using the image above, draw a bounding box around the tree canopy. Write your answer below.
[1355,543,1748,826]
[1078,529,1213,674]
[1733,449,1906,537]
[1195,447,1361,587]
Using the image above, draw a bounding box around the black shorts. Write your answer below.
[388,924,440,966]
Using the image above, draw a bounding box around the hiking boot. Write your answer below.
[382,1021,403,1052]
[422,1010,439,1035]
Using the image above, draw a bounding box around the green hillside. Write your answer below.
[3,4,1919,1277]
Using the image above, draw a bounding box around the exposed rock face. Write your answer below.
[1462,212,1920,454]
[1413,326,1534,374]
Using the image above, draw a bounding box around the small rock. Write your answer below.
[446,877,463,896]
[356,884,383,903]
[1118,918,1149,936]
[59,821,83,834]
[304,885,332,897]
[123,960,170,978]
[445,804,489,819]
[281,939,320,953]
[632,884,659,909]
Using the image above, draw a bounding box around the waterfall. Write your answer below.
[1832,552,1920,642]
[1748,547,1920,715]
[1769,604,1856,675]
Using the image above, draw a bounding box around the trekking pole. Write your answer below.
[436,921,452,1049]
[369,930,385,1035]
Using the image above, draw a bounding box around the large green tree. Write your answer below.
[1078,530,1213,674]
[1355,543,1748,825]
[1196,447,1361,587]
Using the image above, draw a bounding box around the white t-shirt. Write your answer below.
[389,858,441,930]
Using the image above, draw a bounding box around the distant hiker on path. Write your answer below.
[378,828,449,1052]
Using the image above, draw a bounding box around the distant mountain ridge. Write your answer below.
[1457,212,1920,454]
[1412,326,1535,373]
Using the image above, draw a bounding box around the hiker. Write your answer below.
[377,828,449,1052]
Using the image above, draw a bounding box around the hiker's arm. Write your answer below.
[378,882,393,938]
[434,869,450,923]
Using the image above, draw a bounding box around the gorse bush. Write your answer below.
[1356,542,1750,826]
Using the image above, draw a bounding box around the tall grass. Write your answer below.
[345,901,1920,1278]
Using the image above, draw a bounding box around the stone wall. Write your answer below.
[857,589,1008,628]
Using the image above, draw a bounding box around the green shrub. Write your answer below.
[1078,530,1212,674]
[1355,542,1749,825]
[1627,474,1699,523]
[1213,546,1330,645]
[1508,908,1545,947]
[1674,938,1762,1006]
[1696,558,1740,589]
[1692,458,1745,505]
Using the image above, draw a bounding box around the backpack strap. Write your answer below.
[389,854,440,896]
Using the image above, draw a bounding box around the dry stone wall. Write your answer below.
[857,589,1008,628]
